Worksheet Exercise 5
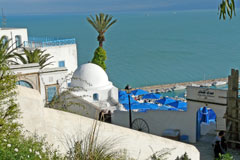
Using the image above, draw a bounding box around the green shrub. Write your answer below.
[65,121,131,160]
[0,133,63,160]
[91,47,107,71]
[175,152,191,160]
[216,153,234,160]
[149,148,172,160]
[0,52,62,159]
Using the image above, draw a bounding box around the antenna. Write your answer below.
[1,8,6,28]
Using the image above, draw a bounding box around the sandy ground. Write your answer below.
[193,134,240,160]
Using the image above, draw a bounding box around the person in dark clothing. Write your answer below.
[220,131,227,152]
[214,141,225,159]
[213,131,226,159]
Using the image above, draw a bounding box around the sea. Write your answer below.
[6,9,240,89]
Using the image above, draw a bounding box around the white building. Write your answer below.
[0,28,28,49]
[10,63,68,103]
[70,63,119,111]
[0,27,78,79]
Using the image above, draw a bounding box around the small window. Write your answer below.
[93,93,99,101]
[47,86,58,102]
[2,36,8,45]
[15,35,22,48]
[68,82,71,87]
[58,61,65,67]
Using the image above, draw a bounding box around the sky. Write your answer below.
[0,0,234,15]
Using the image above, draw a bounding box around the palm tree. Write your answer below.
[0,36,18,69]
[87,13,117,47]
[14,48,53,69]
[219,0,236,19]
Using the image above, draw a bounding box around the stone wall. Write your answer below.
[16,86,200,160]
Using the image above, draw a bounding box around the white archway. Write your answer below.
[186,86,227,142]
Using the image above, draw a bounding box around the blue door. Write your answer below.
[47,86,57,102]
[196,109,202,141]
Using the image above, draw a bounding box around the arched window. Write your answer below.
[16,80,33,89]
[93,93,99,101]
[15,35,21,48]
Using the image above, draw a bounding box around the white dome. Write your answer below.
[71,63,111,89]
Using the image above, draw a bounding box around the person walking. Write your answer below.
[212,131,226,159]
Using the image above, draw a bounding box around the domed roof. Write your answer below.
[71,63,111,89]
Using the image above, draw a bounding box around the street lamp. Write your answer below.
[125,84,132,129]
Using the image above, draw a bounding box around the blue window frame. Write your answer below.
[58,61,65,67]
[16,80,33,89]
[2,36,8,46]
[47,86,58,102]
[93,93,99,101]
[15,35,22,48]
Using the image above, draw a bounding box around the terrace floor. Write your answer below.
[193,134,240,160]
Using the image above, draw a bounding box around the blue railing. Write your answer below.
[24,37,76,48]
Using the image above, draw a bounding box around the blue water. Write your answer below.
[6,10,240,89]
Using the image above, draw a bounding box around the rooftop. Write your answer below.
[24,37,76,48]
[0,28,27,30]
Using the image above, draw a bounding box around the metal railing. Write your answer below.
[23,37,76,48]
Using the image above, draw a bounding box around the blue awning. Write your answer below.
[155,97,176,105]
[158,105,180,111]
[124,103,158,110]
[119,94,138,104]
[119,90,127,97]
[142,93,161,99]
[167,100,187,111]
[131,89,149,96]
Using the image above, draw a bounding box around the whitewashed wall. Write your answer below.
[71,83,118,103]
[113,110,196,142]
[16,86,200,160]
[10,63,40,74]
[42,44,78,76]
[0,28,28,50]
[113,87,228,143]
[186,86,227,140]
[39,68,68,102]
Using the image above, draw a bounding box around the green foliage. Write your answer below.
[65,121,130,160]
[0,38,62,159]
[149,148,172,160]
[175,152,191,160]
[216,153,234,160]
[0,133,63,160]
[14,48,53,69]
[0,68,21,146]
[91,47,107,71]
[219,0,236,20]
[87,13,117,47]
[0,36,17,68]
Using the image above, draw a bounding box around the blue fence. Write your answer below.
[24,37,76,48]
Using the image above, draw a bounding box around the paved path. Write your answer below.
[193,134,240,160]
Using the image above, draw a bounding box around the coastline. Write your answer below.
[136,77,228,92]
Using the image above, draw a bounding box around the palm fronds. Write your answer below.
[87,13,117,47]
[0,36,18,68]
[14,48,53,69]
[219,0,236,20]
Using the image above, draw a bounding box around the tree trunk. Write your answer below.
[99,41,103,47]
[97,34,105,48]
